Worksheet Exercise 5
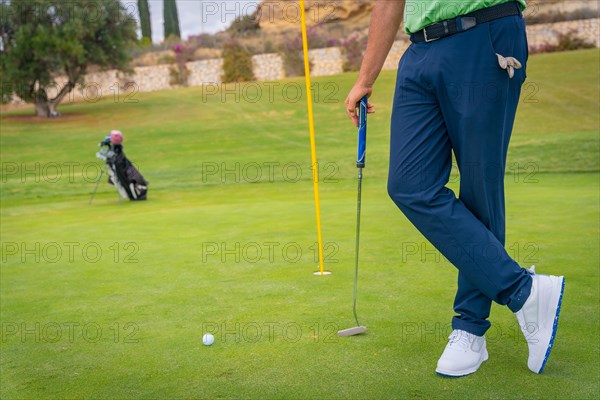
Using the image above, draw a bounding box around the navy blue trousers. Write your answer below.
[388,14,532,336]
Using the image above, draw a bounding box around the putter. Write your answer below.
[338,96,368,337]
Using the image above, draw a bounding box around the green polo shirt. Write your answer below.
[404,0,527,34]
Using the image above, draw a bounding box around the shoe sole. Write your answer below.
[537,277,565,374]
[435,350,489,377]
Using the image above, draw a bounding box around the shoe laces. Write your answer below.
[447,330,475,351]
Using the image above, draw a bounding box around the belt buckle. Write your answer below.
[423,26,439,43]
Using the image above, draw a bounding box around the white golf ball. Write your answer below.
[202,333,215,346]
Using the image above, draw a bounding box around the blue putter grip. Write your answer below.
[356,96,368,168]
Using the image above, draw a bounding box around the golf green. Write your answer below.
[1,49,598,399]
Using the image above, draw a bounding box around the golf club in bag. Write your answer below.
[89,134,148,204]
[338,96,368,337]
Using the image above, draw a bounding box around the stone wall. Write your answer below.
[51,65,173,102]
[308,47,344,76]
[252,53,285,81]
[382,40,411,71]
[13,18,599,105]
[188,59,224,86]
[130,65,172,92]
[526,18,600,49]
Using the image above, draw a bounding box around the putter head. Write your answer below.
[337,326,367,337]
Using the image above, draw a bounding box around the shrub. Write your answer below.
[130,32,228,67]
[530,30,596,54]
[228,12,260,37]
[307,26,340,49]
[221,40,256,83]
[342,32,368,72]
[526,8,598,25]
[169,43,193,86]
[280,35,306,77]
[139,37,153,47]
[278,26,335,77]
[555,30,596,51]
[163,34,181,46]
[263,40,276,54]
[187,33,225,50]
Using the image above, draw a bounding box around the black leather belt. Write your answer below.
[410,2,521,43]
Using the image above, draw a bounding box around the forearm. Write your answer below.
[345,1,404,125]
[357,0,405,88]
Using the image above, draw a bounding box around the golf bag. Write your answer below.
[107,144,148,201]
[94,137,148,201]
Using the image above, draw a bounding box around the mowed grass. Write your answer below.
[0,49,598,399]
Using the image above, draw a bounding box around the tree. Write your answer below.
[138,0,152,43]
[163,0,172,39]
[0,0,137,117]
[170,0,181,38]
[163,0,180,39]
[0,1,14,103]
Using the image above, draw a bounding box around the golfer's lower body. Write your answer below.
[387,13,565,376]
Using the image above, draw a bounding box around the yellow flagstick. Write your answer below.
[300,0,328,276]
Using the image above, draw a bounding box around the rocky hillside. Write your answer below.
[255,0,597,31]
[257,0,374,31]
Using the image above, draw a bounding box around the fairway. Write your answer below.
[1,49,599,399]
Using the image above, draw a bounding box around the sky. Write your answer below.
[124,0,260,42]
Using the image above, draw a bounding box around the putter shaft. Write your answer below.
[353,167,363,327]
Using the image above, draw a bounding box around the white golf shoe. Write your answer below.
[515,267,565,374]
[435,329,488,377]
